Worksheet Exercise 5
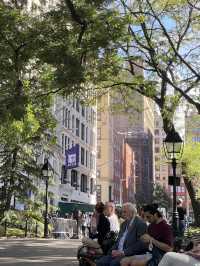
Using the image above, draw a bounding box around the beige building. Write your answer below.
[96,90,155,204]
[96,93,114,202]
[154,109,169,190]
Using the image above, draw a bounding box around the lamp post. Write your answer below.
[163,129,183,236]
[42,158,53,238]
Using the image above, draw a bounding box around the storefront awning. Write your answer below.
[58,202,95,216]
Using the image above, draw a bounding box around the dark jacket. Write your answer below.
[111,216,148,256]
[97,213,110,245]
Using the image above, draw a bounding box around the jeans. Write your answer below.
[96,255,123,266]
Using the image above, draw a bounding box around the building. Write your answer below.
[122,142,136,204]
[96,89,154,205]
[154,109,169,191]
[51,96,97,211]
[96,93,114,203]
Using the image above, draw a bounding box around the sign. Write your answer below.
[65,144,79,169]
[168,176,180,186]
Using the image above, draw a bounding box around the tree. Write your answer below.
[153,183,172,211]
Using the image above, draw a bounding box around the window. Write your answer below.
[109,186,112,201]
[155,138,159,144]
[81,174,88,192]
[97,128,101,139]
[71,170,78,189]
[68,137,70,149]
[81,123,85,141]
[62,107,65,125]
[90,130,94,146]
[86,127,88,143]
[61,134,64,154]
[67,110,71,129]
[72,140,74,147]
[65,136,67,151]
[86,150,88,167]
[72,115,75,133]
[97,146,101,159]
[76,100,80,112]
[82,106,85,117]
[72,99,75,108]
[81,147,85,165]
[61,165,67,184]
[155,147,160,153]
[97,111,101,121]
[76,118,80,137]
[90,178,95,194]
[65,108,68,128]
[155,129,159,135]
[90,154,95,170]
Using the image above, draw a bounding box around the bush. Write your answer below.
[0,225,5,237]
[7,228,24,237]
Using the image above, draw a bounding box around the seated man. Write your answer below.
[96,202,148,266]
[121,204,173,266]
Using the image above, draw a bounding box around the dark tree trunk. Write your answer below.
[183,176,200,226]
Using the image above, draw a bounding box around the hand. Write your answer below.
[140,234,152,243]
[111,250,124,257]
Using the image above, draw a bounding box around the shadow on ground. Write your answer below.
[0,238,80,265]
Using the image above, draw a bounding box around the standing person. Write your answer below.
[105,202,120,233]
[177,198,186,236]
[81,212,87,237]
[96,202,148,266]
[82,202,110,248]
[121,204,173,266]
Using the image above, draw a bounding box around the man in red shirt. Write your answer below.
[121,204,173,266]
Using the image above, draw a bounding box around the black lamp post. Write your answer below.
[163,129,184,236]
[42,158,53,238]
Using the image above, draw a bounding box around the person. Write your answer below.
[158,246,200,266]
[105,202,120,233]
[177,198,186,236]
[82,202,110,250]
[81,212,87,237]
[96,202,148,266]
[120,204,173,266]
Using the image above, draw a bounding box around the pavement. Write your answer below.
[0,238,81,266]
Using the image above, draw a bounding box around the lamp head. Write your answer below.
[163,129,184,161]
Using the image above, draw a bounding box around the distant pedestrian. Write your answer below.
[177,198,186,236]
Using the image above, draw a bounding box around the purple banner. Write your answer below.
[65,144,79,169]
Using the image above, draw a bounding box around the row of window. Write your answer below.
[61,117,95,147]
[61,168,95,194]
[62,101,96,127]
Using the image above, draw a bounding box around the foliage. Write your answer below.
[152,183,172,210]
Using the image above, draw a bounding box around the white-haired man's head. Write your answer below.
[122,202,137,220]
[105,201,115,217]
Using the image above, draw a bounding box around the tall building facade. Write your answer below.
[97,90,154,205]
[51,96,97,207]
[96,94,114,203]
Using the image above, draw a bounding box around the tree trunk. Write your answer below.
[183,176,200,226]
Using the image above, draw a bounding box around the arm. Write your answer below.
[151,238,172,252]
[123,222,148,256]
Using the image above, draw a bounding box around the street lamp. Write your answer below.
[42,158,53,238]
[163,129,184,236]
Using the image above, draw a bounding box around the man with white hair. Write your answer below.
[105,202,120,233]
[96,202,148,266]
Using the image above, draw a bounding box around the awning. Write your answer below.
[58,202,95,216]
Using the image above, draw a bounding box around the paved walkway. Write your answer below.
[0,238,80,265]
